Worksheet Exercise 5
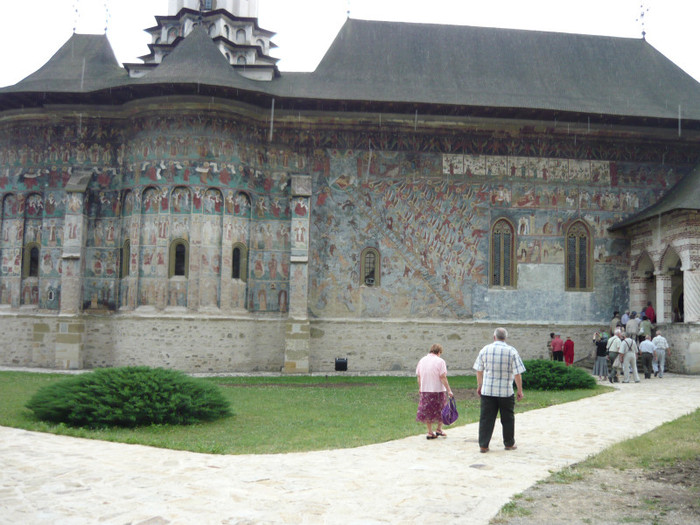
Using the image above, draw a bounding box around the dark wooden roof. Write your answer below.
[0,33,128,93]
[133,26,250,87]
[282,19,700,120]
[610,163,700,231]
[2,18,700,123]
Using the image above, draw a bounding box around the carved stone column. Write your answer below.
[683,269,700,323]
[629,276,648,314]
[655,273,672,323]
[57,171,91,369]
[284,175,312,373]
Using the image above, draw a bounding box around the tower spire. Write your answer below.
[636,2,649,40]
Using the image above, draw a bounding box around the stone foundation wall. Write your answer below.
[0,313,286,373]
[662,323,700,374]
[2,313,698,374]
[309,320,601,373]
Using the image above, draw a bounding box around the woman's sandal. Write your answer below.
[435,430,446,437]
[426,432,437,440]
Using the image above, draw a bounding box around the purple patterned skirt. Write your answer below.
[416,391,447,423]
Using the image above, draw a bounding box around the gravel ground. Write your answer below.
[492,457,700,525]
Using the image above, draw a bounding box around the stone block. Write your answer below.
[55,342,83,370]
[56,333,82,345]
[33,323,51,333]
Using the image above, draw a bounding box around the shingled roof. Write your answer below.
[275,19,700,120]
[2,18,700,123]
[134,25,250,88]
[0,33,128,93]
[610,163,700,231]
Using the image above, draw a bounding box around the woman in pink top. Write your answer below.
[416,343,453,439]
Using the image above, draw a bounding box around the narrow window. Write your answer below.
[169,239,189,278]
[120,240,130,279]
[232,243,248,282]
[566,221,592,290]
[22,243,41,278]
[237,55,247,65]
[491,219,515,287]
[361,247,381,287]
[29,246,39,277]
[236,29,246,44]
[175,244,186,276]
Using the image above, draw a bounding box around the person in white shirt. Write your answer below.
[620,334,640,383]
[473,327,526,453]
[639,334,655,379]
[652,330,671,378]
[606,329,623,383]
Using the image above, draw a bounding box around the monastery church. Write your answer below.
[1,0,699,373]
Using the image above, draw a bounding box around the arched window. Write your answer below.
[236,28,246,44]
[361,247,381,287]
[23,243,40,278]
[256,38,265,52]
[566,221,593,291]
[208,24,216,37]
[120,239,130,279]
[224,25,230,39]
[491,219,515,287]
[169,239,189,278]
[237,55,247,65]
[232,242,248,281]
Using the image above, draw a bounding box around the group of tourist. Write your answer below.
[414,309,671,452]
[596,304,671,383]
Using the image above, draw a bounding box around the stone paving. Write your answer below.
[1,374,699,525]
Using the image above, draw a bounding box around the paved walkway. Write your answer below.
[1,374,699,525]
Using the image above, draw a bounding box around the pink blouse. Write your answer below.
[416,353,447,392]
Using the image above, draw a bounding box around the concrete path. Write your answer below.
[1,375,699,525]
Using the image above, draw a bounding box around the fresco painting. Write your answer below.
[0,114,694,317]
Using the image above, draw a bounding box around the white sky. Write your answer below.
[1,0,699,88]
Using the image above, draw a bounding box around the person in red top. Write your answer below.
[563,336,575,366]
[550,334,564,361]
[644,301,656,324]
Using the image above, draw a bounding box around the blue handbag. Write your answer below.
[441,396,459,425]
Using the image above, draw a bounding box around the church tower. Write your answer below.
[125,0,278,80]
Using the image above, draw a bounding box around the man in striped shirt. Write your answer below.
[473,327,526,453]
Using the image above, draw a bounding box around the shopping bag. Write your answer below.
[441,396,459,425]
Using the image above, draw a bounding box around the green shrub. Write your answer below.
[522,360,596,391]
[25,367,232,428]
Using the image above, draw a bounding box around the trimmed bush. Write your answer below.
[25,366,232,428]
[522,359,597,391]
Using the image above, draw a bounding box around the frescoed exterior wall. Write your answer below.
[0,104,697,372]
[307,146,686,323]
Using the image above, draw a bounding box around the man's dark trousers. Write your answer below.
[479,394,515,449]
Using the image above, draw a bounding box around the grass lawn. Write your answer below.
[0,371,610,455]
[580,407,700,471]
